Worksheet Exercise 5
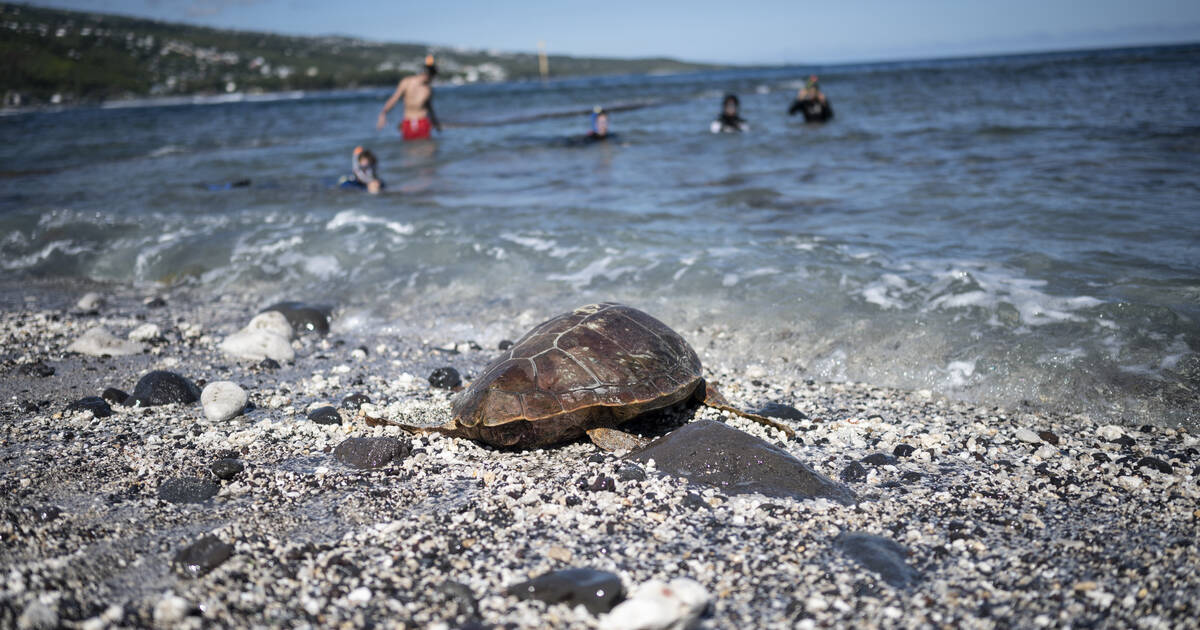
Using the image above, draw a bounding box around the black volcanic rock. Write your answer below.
[625,420,856,505]
[260,301,332,336]
[834,532,920,588]
[507,568,624,614]
[174,535,234,578]
[129,371,200,407]
[65,396,112,418]
[333,436,411,469]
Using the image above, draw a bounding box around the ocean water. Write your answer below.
[2,45,1198,427]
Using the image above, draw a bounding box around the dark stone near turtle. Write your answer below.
[174,535,234,578]
[835,532,920,588]
[65,396,112,418]
[587,474,615,492]
[754,402,808,422]
[682,492,709,511]
[626,420,856,505]
[616,462,646,482]
[258,358,281,370]
[260,301,332,336]
[35,505,62,522]
[308,406,342,425]
[1038,430,1060,446]
[436,580,479,619]
[341,393,370,410]
[101,387,129,405]
[333,436,411,469]
[210,458,244,480]
[158,477,219,503]
[497,340,514,350]
[429,367,462,389]
[506,568,624,614]
[17,361,54,378]
[1138,456,1172,474]
[893,444,916,458]
[862,453,898,467]
[1110,435,1136,448]
[144,296,167,308]
[129,371,200,407]
[840,461,868,482]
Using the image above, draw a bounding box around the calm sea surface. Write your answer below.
[2,45,1198,426]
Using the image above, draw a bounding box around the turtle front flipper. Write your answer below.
[586,427,650,452]
[700,380,797,438]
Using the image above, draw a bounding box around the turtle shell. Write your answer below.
[449,303,703,447]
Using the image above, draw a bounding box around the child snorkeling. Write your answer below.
[339,146,384,193]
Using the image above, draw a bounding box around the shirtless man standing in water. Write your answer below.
[377,55,442,140]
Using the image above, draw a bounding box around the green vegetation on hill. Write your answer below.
[0,3,720,107]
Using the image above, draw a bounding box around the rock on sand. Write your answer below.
[220,311,295,363]
[66,327,145,356]
[201,381,248,422]
[626,420,856,505]
[600,578,710,630]
[129,371,200,407]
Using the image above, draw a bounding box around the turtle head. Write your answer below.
[450,362,530,430]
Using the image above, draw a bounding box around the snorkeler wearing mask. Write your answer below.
[788,75,834,123]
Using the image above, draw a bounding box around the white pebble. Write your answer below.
[152,594,190,626]
[1098,425,1124,441]
[76,292,105,311]
[220,311,295,362]
[17,598,57,630]
[65,327,145,356]
[128,323,161,342]
[347,587,372,604]
[1014,428,1041,444]
[600,578,710,630]
[248,311,295,339]
[1116,476,1144,492]
[201,381,248,422]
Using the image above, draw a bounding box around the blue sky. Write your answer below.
[22,0,1200,63]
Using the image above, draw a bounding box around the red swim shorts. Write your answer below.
[401,117,432,140]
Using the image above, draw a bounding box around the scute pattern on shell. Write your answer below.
[449,303,704,447]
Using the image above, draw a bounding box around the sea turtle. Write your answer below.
[396,303,794,448]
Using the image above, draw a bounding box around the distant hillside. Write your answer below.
[0,3,720,107]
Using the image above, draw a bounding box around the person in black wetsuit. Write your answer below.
[712,93,747,133]
[789,75,834,123]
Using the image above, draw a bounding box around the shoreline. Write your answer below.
[1,280,1198,628]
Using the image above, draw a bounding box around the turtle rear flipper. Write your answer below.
[701,380,796,438]
[364,413,464,438]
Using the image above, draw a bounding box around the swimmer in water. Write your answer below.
[340,146,384,193]
[377,55,442,141]
[788,75,834,123]
[712,93,747,133]
[587,106,612,140]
